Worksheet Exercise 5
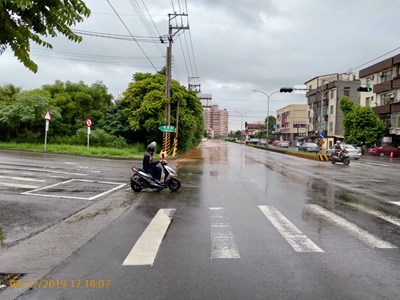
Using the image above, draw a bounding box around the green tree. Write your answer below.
[123,72,204,152]
[340,97,385,146]
[0,89,61,142]
[42,80,113,136]
[0,0,91,72]
[264,115,276,140]
[0,84,21,140]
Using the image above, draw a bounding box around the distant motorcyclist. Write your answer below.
[334,140,344,159]
[143,141,162,181]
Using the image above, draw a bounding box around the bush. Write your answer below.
[50,128,128,148]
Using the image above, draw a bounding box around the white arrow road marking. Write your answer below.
[258,205,324,253]
[389,202,400,207]
[210,207,240,259]
[306,204,397,249]
[122,208,176,266]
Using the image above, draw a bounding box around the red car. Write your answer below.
[368,145,400,157]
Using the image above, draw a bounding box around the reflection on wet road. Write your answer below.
[12,140,400,300]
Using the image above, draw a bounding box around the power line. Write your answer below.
[106,0,158,71]
[73,29,167,43]
[350,46,400,71]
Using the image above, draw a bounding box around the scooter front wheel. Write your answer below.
[168,178,181,192]
[343,159,350,165]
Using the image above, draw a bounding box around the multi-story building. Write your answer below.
[359,53,400,144]
[203,105,228,138]
[304,73,360,149]
[275,104,307,144]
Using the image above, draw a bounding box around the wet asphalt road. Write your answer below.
[1,141,400,299]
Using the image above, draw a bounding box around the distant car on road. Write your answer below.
[368,145,400,157]
[326,144,361,160]
[277,141,290,148]
[298,142,319,153]
[272,140,280,146]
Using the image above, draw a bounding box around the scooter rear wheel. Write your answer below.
[130,179,143,192]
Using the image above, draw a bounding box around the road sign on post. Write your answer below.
[43,111,52,152]
[86,118,92,149]
[159,125,175,132]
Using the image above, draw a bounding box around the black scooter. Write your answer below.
[130,159,181,192]
[330,150,350,165]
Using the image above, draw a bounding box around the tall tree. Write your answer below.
[340,96,385,146]
[123,72,204,151]
[0,0,90,72]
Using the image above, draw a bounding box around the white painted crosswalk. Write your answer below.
[210,207,240,259]
[121,204,399,267]
[306,204,397,249]
[122,208,176,266]
[258,205,324,253]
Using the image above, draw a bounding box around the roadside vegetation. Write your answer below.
[0,72,204,155]
[0,226,5,247]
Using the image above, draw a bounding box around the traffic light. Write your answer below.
[280,87,293,93]
[357,87,372,92]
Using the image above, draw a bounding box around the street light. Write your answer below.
[252,90,279,142]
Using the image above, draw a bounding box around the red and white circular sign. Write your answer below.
[86,118,93,127]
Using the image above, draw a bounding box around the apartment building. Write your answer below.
[275,104,307,143]
[359,53,400,143]
[304,73,360,149]
[203,105,229,138]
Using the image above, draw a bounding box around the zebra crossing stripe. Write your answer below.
[346,202,400,228]
[258,205,324,253]
[122,208,176,266]
[306,204,397,249]
[210,207,240,259]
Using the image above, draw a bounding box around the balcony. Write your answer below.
[372,104,391,115]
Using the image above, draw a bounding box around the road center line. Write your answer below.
[122,208,176,266]
[306,204,397,249]
[258,205,324,253]
[210,207,240,259]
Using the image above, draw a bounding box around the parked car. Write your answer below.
[326,144,361,160]
[368,145,400,157]
[272,140,280,146]
[298,142,319,153]
[277,141,290,148]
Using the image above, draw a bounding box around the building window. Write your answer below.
[344,87,350,97]
[329,122,333,132]
[330,90,334,98]
[366,97,370,106]
[381,69,393,82]
[330,105,334,115]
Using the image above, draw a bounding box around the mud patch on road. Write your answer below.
[0,226,5,247]
[66,206,112,224]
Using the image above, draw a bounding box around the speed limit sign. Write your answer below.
[86,118,93,128]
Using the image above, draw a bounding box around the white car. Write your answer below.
[277,141,290,148]
[326,144,361,160]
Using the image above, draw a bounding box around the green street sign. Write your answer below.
[159,125,175,132]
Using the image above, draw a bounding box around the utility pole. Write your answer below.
[163,12,189,156]
[188,77,201,93]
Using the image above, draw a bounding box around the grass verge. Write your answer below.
[0,142,143,159]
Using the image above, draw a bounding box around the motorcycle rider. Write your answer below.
[334,140,344,159]
[143,141,162,182]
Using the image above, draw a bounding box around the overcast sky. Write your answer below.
[1,0,400,131]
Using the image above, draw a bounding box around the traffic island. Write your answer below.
[246,143,331,161]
